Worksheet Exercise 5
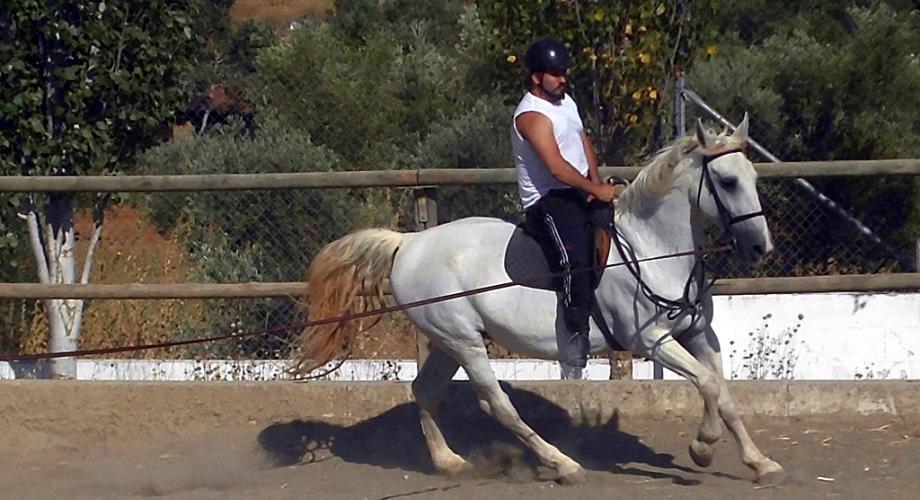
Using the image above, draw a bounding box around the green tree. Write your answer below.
[249,1,515,223]
[0,0,201,376]
[253,2,501,169]
[476,0,717,164]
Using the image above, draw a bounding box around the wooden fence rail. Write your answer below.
[0,159,917,299]
[0,159,917,192]
[0,273,916,299]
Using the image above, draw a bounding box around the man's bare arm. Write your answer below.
[582,131,601,184]
[516,112,615,202]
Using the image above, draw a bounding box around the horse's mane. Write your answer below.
[616,129,744,215]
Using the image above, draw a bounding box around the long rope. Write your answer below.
[0,244,732,363]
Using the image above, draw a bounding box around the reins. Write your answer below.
[610,147,766,329]
[609,222,716,324]
[0,243,733,364]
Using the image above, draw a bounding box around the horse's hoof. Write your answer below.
[756,462,786,484]
[435,455,471,477]
[556,463,587,485]
[689,440,714,468]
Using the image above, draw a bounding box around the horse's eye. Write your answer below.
[719,177,737,190]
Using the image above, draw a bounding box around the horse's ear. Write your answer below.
[731,112,749,142]
[695,119,710,148]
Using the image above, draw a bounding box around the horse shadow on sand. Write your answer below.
[258,382,726,485]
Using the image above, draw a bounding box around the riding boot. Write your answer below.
[561,307,590,368]
[560,329,590,368]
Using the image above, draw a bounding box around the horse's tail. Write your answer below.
[292,228,404,376]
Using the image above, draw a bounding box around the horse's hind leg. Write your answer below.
[412,345,466,475]
[459,347,586,485]
[680,329,785,483]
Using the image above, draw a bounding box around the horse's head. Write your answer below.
[691,114,773,264]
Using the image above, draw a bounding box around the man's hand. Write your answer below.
[590,182,618,203]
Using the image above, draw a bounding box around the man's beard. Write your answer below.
[541,83,565,102]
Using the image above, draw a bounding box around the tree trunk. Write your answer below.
[21,193,105,379]
[44,194,81,379]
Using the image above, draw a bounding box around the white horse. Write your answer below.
[294,115,785,484]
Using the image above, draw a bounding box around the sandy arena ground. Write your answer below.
[2,382,919,500]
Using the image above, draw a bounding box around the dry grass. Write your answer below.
[17,206,206,358]
[13,205,551,361]
[78,207,206,358]
[229,0,332,27]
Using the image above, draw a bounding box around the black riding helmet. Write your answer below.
[524,38,572,73]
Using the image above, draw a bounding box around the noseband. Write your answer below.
[697,148,766,248]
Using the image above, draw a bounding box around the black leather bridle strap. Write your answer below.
[697,149,766,246]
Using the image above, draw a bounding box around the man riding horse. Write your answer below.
[512,38,620,369]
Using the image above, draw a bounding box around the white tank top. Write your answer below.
[511,92,589,209]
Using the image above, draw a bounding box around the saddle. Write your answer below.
[504,177,626,290]
[502,200,623,351]
[502,224,610,292]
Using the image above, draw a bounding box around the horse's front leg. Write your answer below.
[642,326,724,467]
[680,327,785,483]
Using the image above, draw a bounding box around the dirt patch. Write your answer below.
[4,404,918,499]
[229,0,331,28]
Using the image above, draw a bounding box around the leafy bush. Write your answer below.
[137,116,401,357]
[689,3,920,262]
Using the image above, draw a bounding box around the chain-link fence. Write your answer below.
[679,3,920,275]
[0,165,914,363]
[1,1,917,364]
[0,186,415,361]
[679,88,916,277]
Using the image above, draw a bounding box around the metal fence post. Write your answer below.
[413,187,438,368]
[673,71,686,138]
[915,238,920,272]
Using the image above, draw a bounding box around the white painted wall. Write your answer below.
[712,292,919,380]
[1,292,917,381]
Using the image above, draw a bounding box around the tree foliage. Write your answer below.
[0,0,202,372]
[690,2,920,260]
[0,0,201,176]
[476,0,717,164]
[247,1,516,222]
[252,1,504,169]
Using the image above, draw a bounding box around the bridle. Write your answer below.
[609,147,765,328]
[696,148,766,250]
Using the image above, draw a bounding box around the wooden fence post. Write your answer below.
[413,187,438,368]
[608,350,634,380]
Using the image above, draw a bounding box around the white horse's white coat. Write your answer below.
[305,116,784,483]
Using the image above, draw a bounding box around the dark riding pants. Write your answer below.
[524,189,594,335]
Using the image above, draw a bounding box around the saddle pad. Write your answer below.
[503,225,561,291]
[503,224,626,351]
